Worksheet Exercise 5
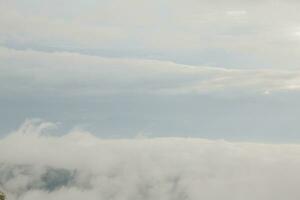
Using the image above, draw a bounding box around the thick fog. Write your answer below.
[1,119,300,200]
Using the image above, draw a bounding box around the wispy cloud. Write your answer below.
[1,47,300,96]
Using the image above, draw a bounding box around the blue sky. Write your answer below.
[1,0,300,141]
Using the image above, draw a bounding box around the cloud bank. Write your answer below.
[1,119,300,200]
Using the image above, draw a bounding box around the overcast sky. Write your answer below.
[1,0,300,141]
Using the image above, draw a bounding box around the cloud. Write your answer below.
[226,10,247,16]
[2,0,300,68]
[1,47,300,96]
[1,119,300,200]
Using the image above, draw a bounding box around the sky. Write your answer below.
[2,0,300,140]
[3,1,300,199]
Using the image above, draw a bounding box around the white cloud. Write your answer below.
[1,119,300,200]
[226,10,247,16]
[1,47,300,96]
[2,0,300,68]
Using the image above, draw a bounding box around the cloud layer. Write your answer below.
[1,47,300,96]
[1,120,300,200]
[2,0,300,68]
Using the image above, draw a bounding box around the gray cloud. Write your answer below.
[1,120,300,200]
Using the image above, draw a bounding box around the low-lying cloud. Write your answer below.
[1,119,300,200]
